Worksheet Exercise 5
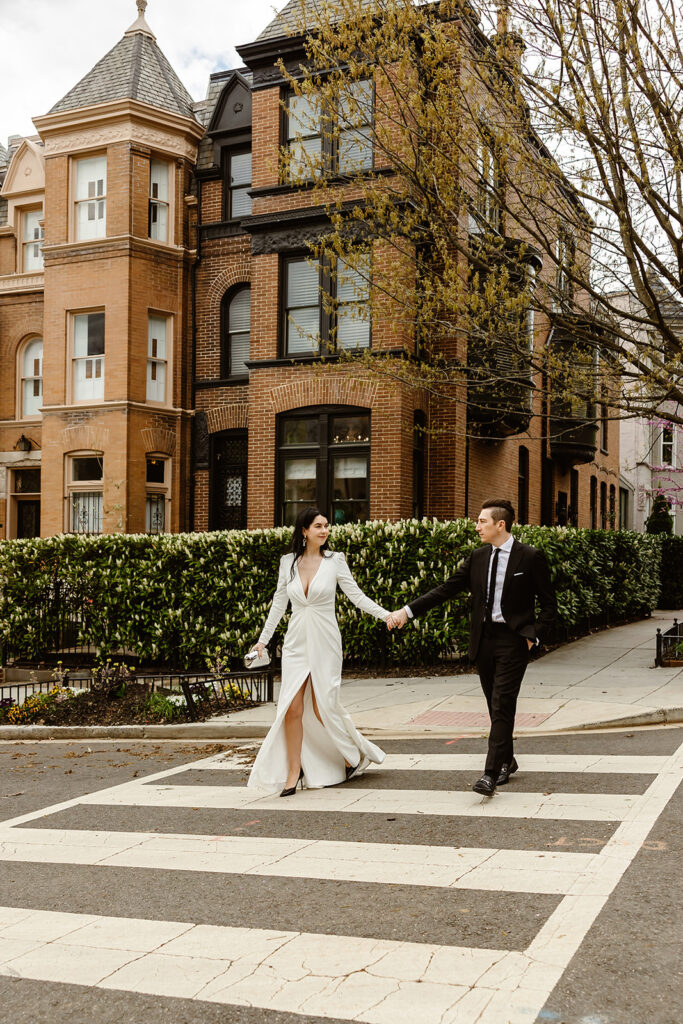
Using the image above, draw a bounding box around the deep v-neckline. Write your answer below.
[297,556,324,599]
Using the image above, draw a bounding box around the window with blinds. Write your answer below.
[22,210,44,271]
[285,260,320,355]
[73,312,105,401]
[228,151,252,218]
[21,338,43,418]
[223,287,251,377]
[147,316,168,403]
[75,156,106,240]
[149,160,170,242]
[283,255,370,356]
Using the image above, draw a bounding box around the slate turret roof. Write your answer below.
[49,3,195,119]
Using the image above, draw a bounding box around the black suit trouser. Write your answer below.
[476,622,530,775]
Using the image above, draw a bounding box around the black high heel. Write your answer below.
[345,762,360,782]
[280,768,304,797]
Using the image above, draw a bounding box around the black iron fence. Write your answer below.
[0,668,274,711]
[181,671,273,721]
[655,619,682,667]
[1,582,100,667]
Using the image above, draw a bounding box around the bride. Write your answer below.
[247,508,390,796]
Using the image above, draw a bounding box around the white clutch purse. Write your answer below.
[244,648,271,669]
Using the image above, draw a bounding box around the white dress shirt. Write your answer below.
[404,535,515,622]
[486,535,514,623]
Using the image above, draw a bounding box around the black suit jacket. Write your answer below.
[408,539,558,662]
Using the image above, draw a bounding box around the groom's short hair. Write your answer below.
[481,498,515,531]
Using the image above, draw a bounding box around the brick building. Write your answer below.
[0,2,203,538]
[0,0,620,539]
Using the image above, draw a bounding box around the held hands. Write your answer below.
[527,638,535,650]
[386,608,408,630]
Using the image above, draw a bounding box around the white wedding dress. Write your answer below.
[248,551,388,793]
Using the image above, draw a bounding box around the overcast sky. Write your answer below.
[0,0,289,143]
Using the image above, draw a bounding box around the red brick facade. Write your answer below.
[0,9,620,541]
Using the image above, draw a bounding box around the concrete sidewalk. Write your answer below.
[225,609,683,737]
[1,611,680,740]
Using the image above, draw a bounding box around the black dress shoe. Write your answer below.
[496,757,519,787]
[472,773,496,796]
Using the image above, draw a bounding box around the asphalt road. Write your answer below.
[0,728,680,1024]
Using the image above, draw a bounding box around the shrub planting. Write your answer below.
[0,520,662,669]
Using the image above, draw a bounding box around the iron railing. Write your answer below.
[0,669,274,710]
[655,619,682,667]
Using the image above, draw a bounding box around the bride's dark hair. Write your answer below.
[290,507,332,578]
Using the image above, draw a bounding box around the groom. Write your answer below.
[388,498,557,795]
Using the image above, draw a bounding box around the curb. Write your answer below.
[571,706,683,731]
[0,723,271,741]
[0,709,682,741]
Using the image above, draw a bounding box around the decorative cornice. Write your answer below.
[34,99,203,159]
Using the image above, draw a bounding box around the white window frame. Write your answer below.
[21,207,44,271]
[661,423,675,466]
[149,159,171,243]
[145,455,171,534]
[73,154,107,241]
[146,314,170,404]
[71,311,105,404]
[18,336,43,419]
[66,453,104,535]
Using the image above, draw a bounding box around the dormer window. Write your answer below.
[22,210,44,271]
[149,159,170,242]
[75,156,106,240]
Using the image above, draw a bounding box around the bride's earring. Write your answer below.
[303,535,307,548]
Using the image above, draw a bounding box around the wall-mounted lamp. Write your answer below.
[15,435,32,452]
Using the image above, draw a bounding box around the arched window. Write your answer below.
[20,338,43,418]
[222,286,250,378]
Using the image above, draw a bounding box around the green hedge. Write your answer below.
[658,535,683,609]
[0,520,662,669]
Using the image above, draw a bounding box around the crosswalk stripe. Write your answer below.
[1,735,680,1024]
[0,904,513,1021]
[199,751,667,774]
[0,827,597,894]
[80,782,640,821]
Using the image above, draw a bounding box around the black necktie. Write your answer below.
[486,547,500,622]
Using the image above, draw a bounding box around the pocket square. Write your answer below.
[514,572,524,576]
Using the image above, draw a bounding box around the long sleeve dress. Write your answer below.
[247,550,389,793]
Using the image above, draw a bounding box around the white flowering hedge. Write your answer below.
[0,520,661,668]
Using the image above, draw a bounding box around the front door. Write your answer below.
[210,431,247,531]
[17,500,40,538]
